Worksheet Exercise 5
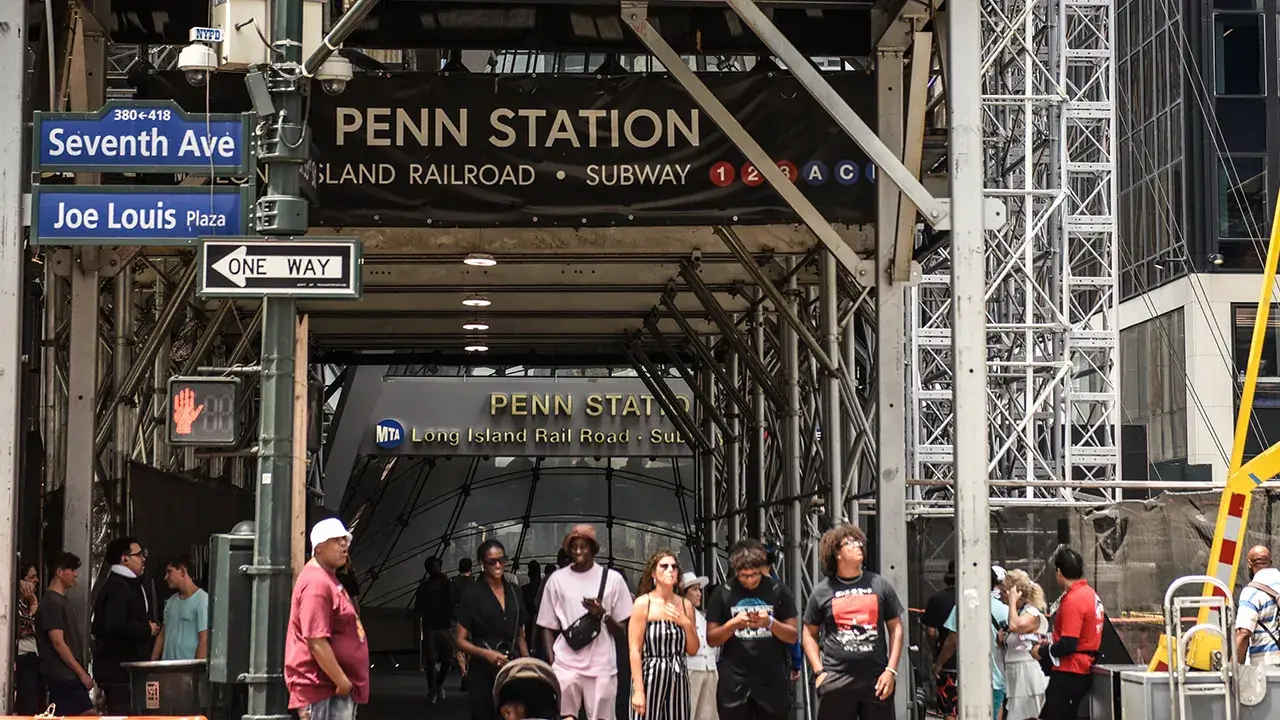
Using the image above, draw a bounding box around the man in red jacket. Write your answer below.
[1039,548,1102,720]
[286,519,370,720]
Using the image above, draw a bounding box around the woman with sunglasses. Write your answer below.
[628,551,698,720]
[457,540,530,720]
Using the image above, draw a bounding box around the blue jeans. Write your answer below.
[299,695,357,720]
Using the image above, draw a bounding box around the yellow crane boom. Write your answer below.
[1147,190,1280,672]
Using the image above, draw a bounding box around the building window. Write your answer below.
[1233,304,1280,377]
[1120,309,1188,463]
[1217,98,1267,152]
[1218,156,1268,238]
[1214,13,1264,96]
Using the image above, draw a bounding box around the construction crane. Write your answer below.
[1148,192,1280,672]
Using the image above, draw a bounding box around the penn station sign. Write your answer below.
[136,71,876,228]
[360,378,695,457]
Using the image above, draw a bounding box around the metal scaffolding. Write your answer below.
[908,0,1120,507]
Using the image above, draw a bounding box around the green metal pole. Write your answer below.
[245,0,309,717]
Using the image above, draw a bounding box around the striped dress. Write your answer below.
[632,619,691,720]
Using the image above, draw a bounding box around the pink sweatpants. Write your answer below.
[553,667,618,720]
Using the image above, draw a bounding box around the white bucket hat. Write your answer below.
[679,571,709,591]
[310,518,353,552]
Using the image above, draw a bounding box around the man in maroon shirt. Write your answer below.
[286,518,371,720]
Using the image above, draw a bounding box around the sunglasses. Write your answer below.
[484,556,507,567]
[658,562,679,571]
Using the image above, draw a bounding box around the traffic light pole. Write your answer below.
[245,0,306,717]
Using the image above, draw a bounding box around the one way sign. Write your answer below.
[198,237,362,298]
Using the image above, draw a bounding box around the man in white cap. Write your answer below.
[680,571,719,720]
[285,518,370,720]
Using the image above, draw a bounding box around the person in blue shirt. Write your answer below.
[151,556,209,661]
[765,544,805,680]
[931,568,1008,720]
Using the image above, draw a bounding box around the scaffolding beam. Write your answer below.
[621,0,870,278]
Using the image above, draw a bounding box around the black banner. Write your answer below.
[137,72,877,228]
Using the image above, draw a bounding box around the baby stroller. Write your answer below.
[493,658,562,720]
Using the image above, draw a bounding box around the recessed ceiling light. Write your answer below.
[464,253,497,267]
[463,321,490,331]
[464,343,490,353]
[462,295,491,307]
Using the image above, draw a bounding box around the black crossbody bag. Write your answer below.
[561,566,611,651]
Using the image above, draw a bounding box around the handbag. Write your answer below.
[561,566,611,651]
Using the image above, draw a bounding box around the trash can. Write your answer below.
[121,659,212,715]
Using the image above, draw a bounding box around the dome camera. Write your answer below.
[178,42,217,87]
[316,55,353,96]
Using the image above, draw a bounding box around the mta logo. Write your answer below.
[374,419,405,449]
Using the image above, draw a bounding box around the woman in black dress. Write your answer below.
[456,540,529,720]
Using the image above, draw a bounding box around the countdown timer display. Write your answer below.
[166,376,241,447]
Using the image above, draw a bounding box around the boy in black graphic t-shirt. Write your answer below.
[802,525,904,720]
[706,539,800,720]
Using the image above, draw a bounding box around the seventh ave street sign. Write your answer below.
[197,237,363,298]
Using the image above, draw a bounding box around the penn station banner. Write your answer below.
[135,72,877,228]
[360,377,695,457]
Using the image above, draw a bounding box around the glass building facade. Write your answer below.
[1118,0,1280,295]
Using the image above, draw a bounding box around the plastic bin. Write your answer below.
[121,659,212,716]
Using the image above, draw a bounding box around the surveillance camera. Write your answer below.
[178,42,217,87]
[316,55,353,96]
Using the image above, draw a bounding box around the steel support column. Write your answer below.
[948,3,994,717]
[781,261,806,720]
[112,270,134,526]
[875,49,910,715]
[63,3,107,641]
[699,366,718,574]
[820,255,844,526]
[41,264,63,518]
[64,257,98,621]
[750,291,767,538]
[0,0,25,709]
[726,352,742,544]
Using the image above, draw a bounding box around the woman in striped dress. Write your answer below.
[629,550,700,720]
